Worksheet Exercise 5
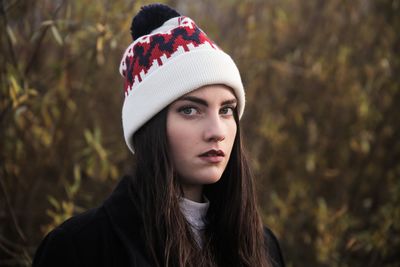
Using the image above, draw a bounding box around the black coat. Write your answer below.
[33,176,285,267]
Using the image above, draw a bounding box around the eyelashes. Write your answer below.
[178,106,198,115]
[177,105,236,117]
[220,106,235,115]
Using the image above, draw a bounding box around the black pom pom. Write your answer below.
[130,4,181,41]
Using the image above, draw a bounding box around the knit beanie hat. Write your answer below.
[119,4,245,153]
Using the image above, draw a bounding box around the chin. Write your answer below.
[202,177,222,185]
[179,166,226,185]
[197,172,224,184]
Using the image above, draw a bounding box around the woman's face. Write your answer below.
[167,84,237,201]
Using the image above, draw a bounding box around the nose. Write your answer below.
[203,115,225,142]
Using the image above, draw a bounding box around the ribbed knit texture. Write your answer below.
[179,197,209,248]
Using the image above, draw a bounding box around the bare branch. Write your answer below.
[0,178,27,242]
[0,0,21,74]
[24,0,66,76]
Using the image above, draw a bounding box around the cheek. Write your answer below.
[227,121,237,146]
[166,118,197,158]
[168,129,187,156]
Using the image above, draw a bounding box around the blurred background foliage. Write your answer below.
[0,0,399,266]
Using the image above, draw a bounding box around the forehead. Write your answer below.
[181,84,236,100]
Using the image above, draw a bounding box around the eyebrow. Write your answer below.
[178,96,237,107]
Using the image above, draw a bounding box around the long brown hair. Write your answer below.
[130,106,271,267]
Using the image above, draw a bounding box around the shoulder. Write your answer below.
[33,175,150,267]
[264,226,286,267]
[33,176,153,267]
[33,207,110,267]
[41,205,110,247]
[55,206,108,238]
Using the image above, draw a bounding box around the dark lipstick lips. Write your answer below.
[199,149,225,157]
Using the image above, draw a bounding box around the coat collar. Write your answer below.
[103,175,149,263]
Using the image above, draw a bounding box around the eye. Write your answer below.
[220,106,235,115]
[178,106,198,116]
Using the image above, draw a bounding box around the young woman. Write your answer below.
[33,4,285,267]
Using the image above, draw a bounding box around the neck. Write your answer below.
[181,184,203,202]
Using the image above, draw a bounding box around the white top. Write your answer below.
[179,197,210,248]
